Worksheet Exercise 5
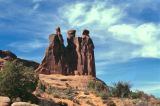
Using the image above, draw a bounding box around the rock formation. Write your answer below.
[0,50,39,70]
[0,96,10,106]
[36,27,96,77]
[80,30,96,77]
[36,27,66,74]
[0,50,17,59]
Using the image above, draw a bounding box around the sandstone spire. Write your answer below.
[36,27,96,77]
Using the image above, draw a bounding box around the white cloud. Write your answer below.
[9,40,48,52]
[132,81,160,96]
[108,23,159,45]
[61,1,123,28]
[108,23,160,58]
[60,1,160,60]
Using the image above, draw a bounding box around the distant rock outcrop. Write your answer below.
[0,50,39,70]
[36,27,96,77]
[0,50,17,59]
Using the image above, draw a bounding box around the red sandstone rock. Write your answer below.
[36,28,66,74]
[0,96,10,106]
[36,28,96,77]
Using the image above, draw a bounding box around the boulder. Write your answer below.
[11,102,38,106]
[0,96,10,106]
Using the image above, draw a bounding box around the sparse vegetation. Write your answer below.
[110,81,131,98]
[87,80,108,100]
[107,100,116,106]
[73,99,80,105]
[37,81,46,92]
[58,101,68,106]
[38,83,77,100]
[0,61,38,103]
[86,100,96,106]
[84,90,89,95]
[130,90,144,99]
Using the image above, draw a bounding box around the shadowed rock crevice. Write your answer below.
[36,27,96,77]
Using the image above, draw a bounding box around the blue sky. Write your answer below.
[0,0,160,97]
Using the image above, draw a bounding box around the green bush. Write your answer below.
[110,81,131,98]
[0,61,38,103]
[131,90,153,100]
[130,90,144,99]
[87,80,108,100]
[87,80,95,90]
[86,100,96,106]
[38,82,46,92]
[107,100,116,106]
[84,90,89,95]
[98,91,108,99]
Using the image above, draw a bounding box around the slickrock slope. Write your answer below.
[36,74,107,106]
[36,74,160,106]
[39,74,95,90]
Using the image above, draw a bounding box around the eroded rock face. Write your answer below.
[80,35,96,77]
[36,34,66,74]
[36,28,96,77]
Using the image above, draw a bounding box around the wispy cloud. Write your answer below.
[59,0,160,63]
[108,23,160,58]
[132,81,160,96]
[60,1,123,28]
[8,40,48,52]
[33,3,40,10]
[32,0,43,3]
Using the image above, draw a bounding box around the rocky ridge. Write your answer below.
[0,50,39,70]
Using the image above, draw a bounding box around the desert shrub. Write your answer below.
[64,87,73,95]
[87,80,108,99]
[44,85,76,100]
[131,91,144,99]
[86,100,96,106]
[98,91,108,99]
[87,80,95,90]
[53,93,60,98]
[73,99,80,104]
[64,87,75,100]
[0,61,38,103]
[37,82,46,92]
[130,90,154,100]
[58,101,68,106]
[107,100,116,106]
[84,90,89,95]
[110,81,131,98]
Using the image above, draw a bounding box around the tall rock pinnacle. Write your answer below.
[36,27,96,77]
